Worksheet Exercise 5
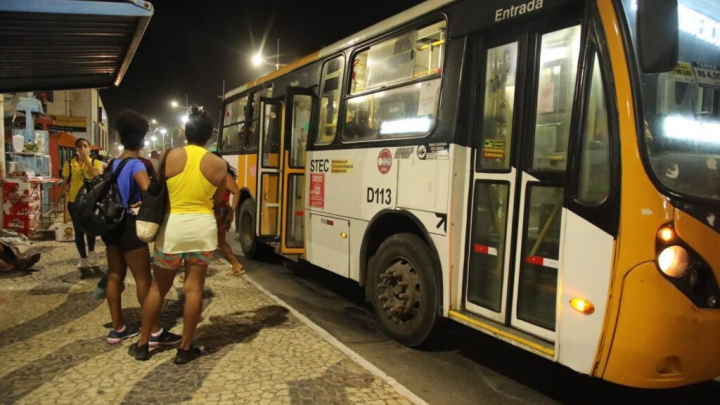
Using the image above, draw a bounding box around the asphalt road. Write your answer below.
[233,243,720,405]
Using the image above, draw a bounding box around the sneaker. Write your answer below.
[77,258,89,269]
[174,347,202,365]
[149,329,182,347]
[87,251,98,266]
[128,343,150,361]
[106,325,139,344]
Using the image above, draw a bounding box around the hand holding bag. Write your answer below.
[136,150,172,242]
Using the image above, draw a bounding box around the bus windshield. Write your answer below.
[624,0,720,201]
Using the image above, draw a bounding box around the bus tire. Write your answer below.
[238,199,258,259]
[369,232,440,348]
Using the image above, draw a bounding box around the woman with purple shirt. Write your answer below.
[102,110,180,347]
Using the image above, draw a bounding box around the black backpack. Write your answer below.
[136,149,172,242]
[74,158,133,237]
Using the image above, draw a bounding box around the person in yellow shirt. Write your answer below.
[61,138,102,272]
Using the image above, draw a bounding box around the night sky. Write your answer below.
[100,0,424,131]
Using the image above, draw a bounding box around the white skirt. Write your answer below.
[155,213,217,253]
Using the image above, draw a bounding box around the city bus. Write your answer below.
[217,0,720,388]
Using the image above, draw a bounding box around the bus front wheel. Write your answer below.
[238,199,258,259]
[369,232,440,348]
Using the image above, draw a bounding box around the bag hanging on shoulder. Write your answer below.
[73,158,133,237]
[136,149,172,242]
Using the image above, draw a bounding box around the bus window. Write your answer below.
[315,56,344,145]
[532,25,582,171]
[351,21,446,93]
[578,55,611,206]
[478,42,519,171]
[345,79,441,141]
[344,21,446,142]
[220,95,248,151]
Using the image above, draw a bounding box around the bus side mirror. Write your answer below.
[637,0,679,73]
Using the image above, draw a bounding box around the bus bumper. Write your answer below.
[603,262,720,388]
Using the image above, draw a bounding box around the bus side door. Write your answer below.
[256,97,284,240]
[281,87,315,254]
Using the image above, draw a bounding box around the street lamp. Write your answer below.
[144,140,149,150]
[151,135,157,150]
[252,38,287,70]
[170,94,190,114]
[151,119,157,125]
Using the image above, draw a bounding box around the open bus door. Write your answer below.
[256,97,284,240]
[280,87,315,255]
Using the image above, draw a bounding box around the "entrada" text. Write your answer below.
[495,0,544,22]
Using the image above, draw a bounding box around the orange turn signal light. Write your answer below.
[570,298,595,315]
[658,226,675,243]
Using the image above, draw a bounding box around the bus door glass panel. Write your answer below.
[285,93,312,248]
[262,103,282,169]
[290,95,312,167]
[531,27,582,171]
[286,175,305,248]
[257,99,283,238]
[260,173,280,237]
[477,42,518,171]
[467,182,511,311]
[514,25,581,335]
[466,40,519,320]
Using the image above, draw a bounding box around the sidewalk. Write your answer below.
[0,238,417,405]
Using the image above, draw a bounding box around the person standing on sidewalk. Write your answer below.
[103,110,181,346]
[61,138,102,274]
[213,152,244,277]
[130,106,227,364]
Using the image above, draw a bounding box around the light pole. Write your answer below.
[252,39,287,70]
[151,135,157,150]
[160,128,167,150]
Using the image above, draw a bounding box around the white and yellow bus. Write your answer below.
[218,0,720,388]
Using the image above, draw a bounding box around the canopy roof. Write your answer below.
[0,0,153,92]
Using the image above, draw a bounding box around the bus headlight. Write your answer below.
[658,246,689,278]
[655,224,719,309]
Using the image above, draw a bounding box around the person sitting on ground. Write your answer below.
[102,110,181,346]
[0,229,40,273]
[130,106,227,364]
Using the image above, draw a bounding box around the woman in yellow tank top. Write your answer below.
[130,106,228,364]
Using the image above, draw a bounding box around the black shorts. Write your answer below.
[101,214,147,252]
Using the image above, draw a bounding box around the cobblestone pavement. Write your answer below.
[0,239,416,405]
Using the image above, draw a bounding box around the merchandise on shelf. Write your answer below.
[3,180,41,236]
[3,213,40,236]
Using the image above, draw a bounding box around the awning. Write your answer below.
[0,0,154,93]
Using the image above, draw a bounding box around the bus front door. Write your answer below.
[466,22,583,342]
[280,87,314,254]
[256,97,284,240]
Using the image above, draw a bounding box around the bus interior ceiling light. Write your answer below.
[658,246,690,278]
[380,117,432,135]
[663,115,720,144]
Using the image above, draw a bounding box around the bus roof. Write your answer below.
[224,0,458,99]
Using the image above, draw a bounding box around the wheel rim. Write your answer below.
[377,256,422,325]
[240,211,253,247]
